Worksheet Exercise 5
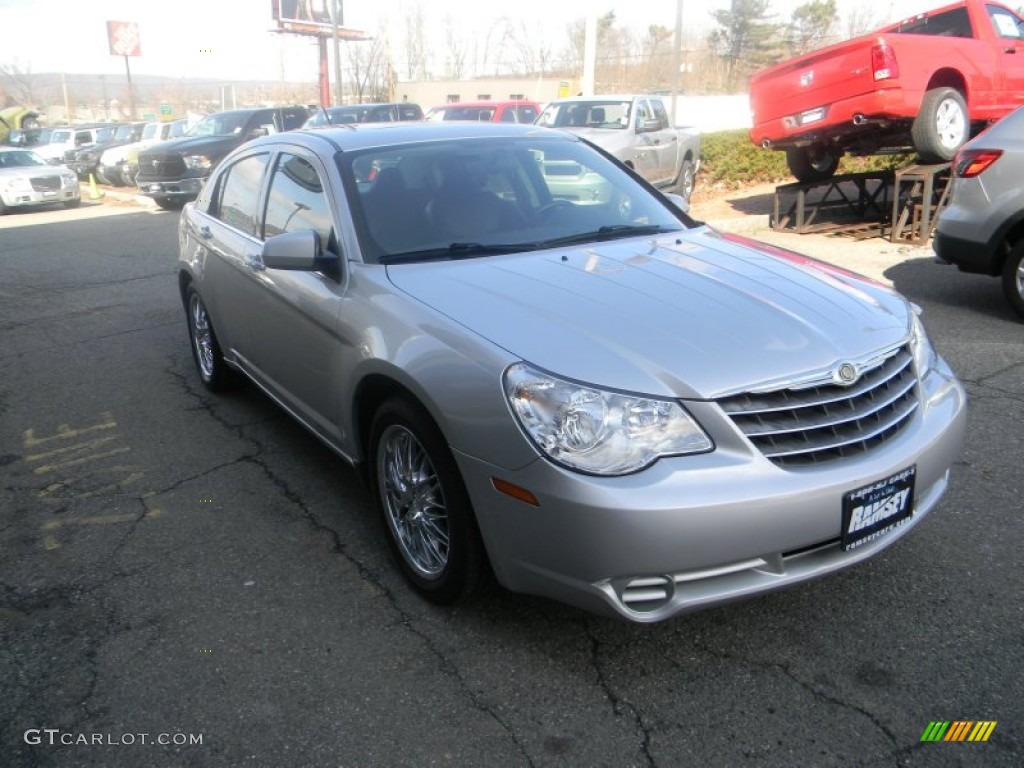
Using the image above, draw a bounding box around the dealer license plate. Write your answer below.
[841,465,916,550]
[43,190,56,197]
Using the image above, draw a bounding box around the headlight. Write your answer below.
[183,155,212,170]
[4,177,31,191]
[61,173,78,186]
[79,151,98,163]
[909,306,936,377]
[504,363,713,475]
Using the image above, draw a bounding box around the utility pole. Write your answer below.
[331,0,344,106]
[672,0,683,125]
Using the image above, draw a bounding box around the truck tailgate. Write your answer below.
[750,37,879,124]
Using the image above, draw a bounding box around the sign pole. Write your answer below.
[123,55,136,119]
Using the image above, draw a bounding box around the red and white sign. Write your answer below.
[107,21,142,57]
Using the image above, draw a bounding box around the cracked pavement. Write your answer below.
[0,202,1020,766]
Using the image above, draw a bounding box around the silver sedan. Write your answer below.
[177,122,966,622]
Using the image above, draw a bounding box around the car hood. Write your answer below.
[0,164,68,179]
[385,227,911,399]
[139,135,240,158]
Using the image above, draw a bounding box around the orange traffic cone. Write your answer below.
[88,173,103,200]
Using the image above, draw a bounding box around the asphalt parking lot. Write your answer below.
[1,191,1021,767]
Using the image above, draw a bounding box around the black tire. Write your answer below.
[785,145,840,183]
[912,87,968,162]
[63,198,81,209]
[185,287,239,392]
[369,398,485,605]
[154,196,185,211]
[1001,241,1024,320]
[674,158,696,203]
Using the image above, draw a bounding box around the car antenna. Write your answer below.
[320,105,332,125]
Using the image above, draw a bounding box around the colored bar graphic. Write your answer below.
[921,720,996,742]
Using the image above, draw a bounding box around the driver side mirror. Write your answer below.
[261,229,337,272]
[247,126,270,139]
[637,118,661,133]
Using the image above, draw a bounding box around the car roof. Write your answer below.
[265,121,571,152]
[431,100,539,109]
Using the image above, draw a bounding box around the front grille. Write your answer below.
[718,345,918,467]
[30,176,61,192]
[136,154,186,179]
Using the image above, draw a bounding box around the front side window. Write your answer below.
[989,6,1024,39]
[263,153,335,251]
[187,112,251,137]
[213,153,270,235]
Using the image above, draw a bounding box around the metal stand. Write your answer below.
[772,171,893,238]
[889,164,951,244]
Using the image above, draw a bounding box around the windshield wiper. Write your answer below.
[380,242,536,265]
[537,224,677,249]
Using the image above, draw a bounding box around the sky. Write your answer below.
[0,0,939,83]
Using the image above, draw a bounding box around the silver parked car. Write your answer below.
[0,148,80,213]
[934,105,1024,319]
[177,122,966,622]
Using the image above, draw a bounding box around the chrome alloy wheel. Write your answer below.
[378,425,450,578]
[935,98,967,151]
[189,293,216,379]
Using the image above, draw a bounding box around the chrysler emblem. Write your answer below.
[835,362,859,385]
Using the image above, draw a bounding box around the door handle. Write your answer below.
[1004,47,1017,54]
[198,225,212,239]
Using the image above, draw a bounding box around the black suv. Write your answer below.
[136,106,308,209]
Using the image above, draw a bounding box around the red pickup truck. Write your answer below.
[749,0,1024,182]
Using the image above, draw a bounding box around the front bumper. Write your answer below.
[458,358,966,622]
[0,185,80,208]
[137,176,205,199]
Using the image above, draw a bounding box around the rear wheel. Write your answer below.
[674,158,696,203]
[369,398,485,605]
[186,287,239,391]
[63,198,81,209]
[1001,241,1024,320]
[912,87,968,162]
[785,144,840,183]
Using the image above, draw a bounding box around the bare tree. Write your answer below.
[506,20,555,76]
[401,2,428,80]
[347,37,391,102]
[708,0,783,90]
[442,15,468,79]
[0,60,37,107]
[639,24,674,91]
[844,5,880,38]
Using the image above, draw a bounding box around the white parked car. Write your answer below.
[0,148,80,213]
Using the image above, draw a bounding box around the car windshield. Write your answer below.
[141,123,161,140]
[341,135,690,265]
[536,101,632,129]
[186,112,251,137]
[50,130,72,144]
[0,150,47,168]
[114,125,137,141]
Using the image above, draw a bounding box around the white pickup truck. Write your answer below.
[537,95,701,203]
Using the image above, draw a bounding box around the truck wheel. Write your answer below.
[912,87,968,162]
[785,145,840,183]
[1001,241,1024,320]
[674,158,695,203]
[153,196,185,211]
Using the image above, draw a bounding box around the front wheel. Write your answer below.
[912,87,968,162]
[369,398,484,605]
[785,145,840,183]
[63,198,81,209]
[1001,241,1024,320]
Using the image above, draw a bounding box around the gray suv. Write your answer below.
[934,105,1024,319]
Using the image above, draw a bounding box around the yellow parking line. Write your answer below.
[32,447,131,475]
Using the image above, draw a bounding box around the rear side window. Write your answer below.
[263,153,335,251]
[895,7,973,37]
[213,153,270,235]
[398,104,423,120]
